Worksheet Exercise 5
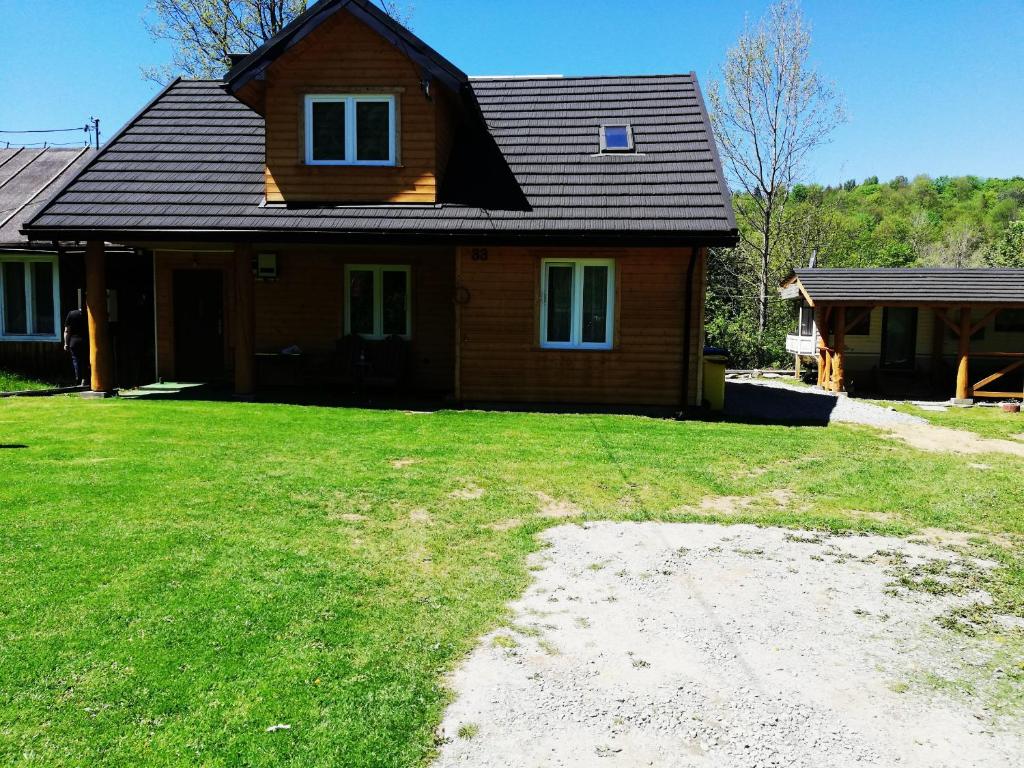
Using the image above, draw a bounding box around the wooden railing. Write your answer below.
[972,352,1024,400]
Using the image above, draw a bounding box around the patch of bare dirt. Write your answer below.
[409,508,431,524]
[887,423,1024,457]
[689,488,796,516]
[332,513,366,523]
[391,458,418,469]
[536,492,584,519]
[450,485,485,500]
[485,519,524,532]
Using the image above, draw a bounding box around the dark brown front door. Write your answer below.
[173,270,224,381]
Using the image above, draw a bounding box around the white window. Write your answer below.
[305,94,397,166]
[540,258,615,350]
[344,265,411,339]
[0,254,60,341]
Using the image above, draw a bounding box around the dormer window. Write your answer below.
[599,124,634,153]
[305,94,397,166]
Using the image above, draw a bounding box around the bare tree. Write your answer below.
[707,0,845,346]
[143,0,415,84]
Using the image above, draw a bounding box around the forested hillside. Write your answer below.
[706,175,1024,367]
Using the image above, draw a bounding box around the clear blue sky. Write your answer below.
[2,0,1022,184]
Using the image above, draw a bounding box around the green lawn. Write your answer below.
[893,401,1024,441]
[0,370,54,393]
[1,397,1022,767]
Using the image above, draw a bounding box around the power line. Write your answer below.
[0,126,89,134]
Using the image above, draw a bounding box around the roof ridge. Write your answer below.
[470,73,695,82]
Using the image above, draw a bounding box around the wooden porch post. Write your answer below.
[955,306,972,402]
[234,244,255,396]
[814,306,830,388]
[832,306,846,393]
[85,240,114,393]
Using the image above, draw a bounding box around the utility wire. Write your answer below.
[0,126,88,134]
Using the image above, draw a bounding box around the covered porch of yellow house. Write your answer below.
[781,268,1024,404]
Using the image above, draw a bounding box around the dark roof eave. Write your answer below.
[23,226,740,249]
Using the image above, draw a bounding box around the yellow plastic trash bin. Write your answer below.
[702,346,729,412]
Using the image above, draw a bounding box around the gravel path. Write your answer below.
[724,380,1024,456]
[724,379,926,429]
[434,523,1022,768]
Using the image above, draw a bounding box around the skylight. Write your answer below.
[600,124,634,153]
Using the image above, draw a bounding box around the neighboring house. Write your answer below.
[781,268,1024,402]
[1,147,155,386]
[25,0,737,406]
[0,147,93,380]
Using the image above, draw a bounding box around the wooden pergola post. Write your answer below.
[85,240,114,394]
[955,306,972,403]
[832,306,846,393]
[234,244,255,396]
[814,306,830,389]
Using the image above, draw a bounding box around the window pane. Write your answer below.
[32,262,55,335]
[545,265,573,343]
[581,266,609,344]
[349,270,375,335]
[381,270,408,336]
[311,101,346,161]
[356,101,390,161]
[3,262,27,335]
[603,125,630,150]
[798,304,815,336]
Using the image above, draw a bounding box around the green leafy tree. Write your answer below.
[983,220,1024,267]
[707,0,845,364]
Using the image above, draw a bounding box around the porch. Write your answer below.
[781,268,1024,403]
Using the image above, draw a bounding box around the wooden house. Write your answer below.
[24,0,737,407]
[781,268,1024,402]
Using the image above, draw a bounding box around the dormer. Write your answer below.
[223,0,468,205]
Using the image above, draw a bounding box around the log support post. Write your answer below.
[832,306,846,394]
[814,306,830,389]
[234,244,255,397]
[954,306,972,404]
[85,240,114,394]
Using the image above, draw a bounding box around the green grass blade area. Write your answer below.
[0,370,55,393]
[891,401,1024,442]
[1,397,1022,766]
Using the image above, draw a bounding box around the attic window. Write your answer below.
[305,94,396,166]
[599,124,634,153]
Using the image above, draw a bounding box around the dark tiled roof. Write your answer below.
[0,147,94,246]
[26,75,737,243]
[793,268,1024,305]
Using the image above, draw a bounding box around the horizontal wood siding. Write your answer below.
[457,246,702,407]
[263,11,439,204]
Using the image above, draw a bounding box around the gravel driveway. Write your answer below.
[434,523,1022,767]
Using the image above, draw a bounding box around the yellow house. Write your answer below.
[781,268,1024,403]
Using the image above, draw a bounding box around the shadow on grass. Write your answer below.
[114,380,839,427]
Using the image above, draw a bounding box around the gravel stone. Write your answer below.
[433,523,1022,768]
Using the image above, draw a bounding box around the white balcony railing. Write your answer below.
[785,333,819,356]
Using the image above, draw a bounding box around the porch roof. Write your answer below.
[782,268,1024,307]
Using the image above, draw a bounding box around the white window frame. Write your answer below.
[0,253,61,341]
[539,258,615,350]
[305,94,397,166]
[344,264,412,340]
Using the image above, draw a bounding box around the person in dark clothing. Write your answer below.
[64,308,88,386]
